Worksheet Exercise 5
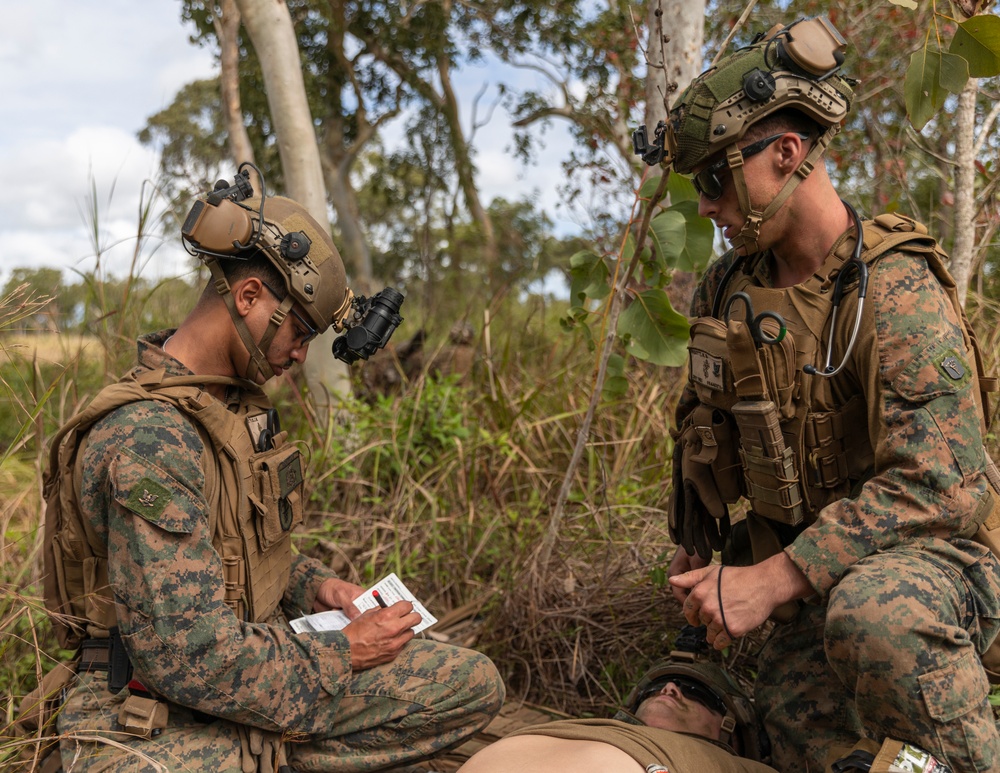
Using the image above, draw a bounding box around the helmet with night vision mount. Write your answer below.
[181,163,404,381]
[617,626,769,763]
[633,16,856,254]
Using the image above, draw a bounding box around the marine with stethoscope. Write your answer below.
[634,14,1000,773]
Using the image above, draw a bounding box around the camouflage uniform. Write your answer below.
[677,246,1000,772]
[54,330,504,772]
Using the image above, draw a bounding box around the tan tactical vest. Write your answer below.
[681,213,997,531]
[43,368,304,650]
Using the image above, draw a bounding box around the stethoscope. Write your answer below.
[803,200,868,378]
[711,199,868,379]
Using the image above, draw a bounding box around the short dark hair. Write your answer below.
[218,249,285,290]
[742,108,820,144]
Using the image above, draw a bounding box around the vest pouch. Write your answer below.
[250,443,304,552]
[681,405,744,515]
[688,317,738,411]
[118,693,169,740]
[755,318,797,420]
[732,400,805,526]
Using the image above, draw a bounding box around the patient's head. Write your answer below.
[622,655,767,761]
[633,675,726,739]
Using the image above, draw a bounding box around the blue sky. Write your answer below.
[0,0,579,288]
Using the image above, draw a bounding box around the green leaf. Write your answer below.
[667,173,699,204]
[617,289,690,366]
[904,47,948,131]
[639,174,666,203]
[951,15,1000,78]
[622,231,636,265]
[602,353,628,399]
[569,250,610,307]
[648,209,686,270]
[671,200,716,272]
[939,51,971,93]
[647,203,715,273]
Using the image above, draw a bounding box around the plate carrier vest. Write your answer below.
[678,213,1000,674]
[43,368,305,650]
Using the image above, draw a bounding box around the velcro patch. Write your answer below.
[277,451,303,498]
[941,353,966,381]
[125,477,172,520]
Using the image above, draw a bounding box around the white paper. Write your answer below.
[290,573,437,635]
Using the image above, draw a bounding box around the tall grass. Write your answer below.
[0,180,198,767]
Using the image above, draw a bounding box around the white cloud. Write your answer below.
[0,1,587,289]
[0,0,215,287]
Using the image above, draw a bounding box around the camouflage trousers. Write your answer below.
[57,638,504,772]
[755,545,1000,773]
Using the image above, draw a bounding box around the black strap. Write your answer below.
[107,627,134,693]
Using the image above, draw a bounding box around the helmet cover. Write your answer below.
[244,195,352,334]
[667,16,854,174]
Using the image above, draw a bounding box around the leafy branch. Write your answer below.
[534,171,713,569]
[897,2,1000,130]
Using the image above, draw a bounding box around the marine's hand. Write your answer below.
[669,553,811,650]
[667,547,712,607]
[314,578,366,618]
[342,602,422,670]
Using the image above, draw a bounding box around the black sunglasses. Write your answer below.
[693,132,811,201]
[640,675,727,715]
[260,281,319,347]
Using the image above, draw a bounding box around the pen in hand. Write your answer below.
[372,590,388,609]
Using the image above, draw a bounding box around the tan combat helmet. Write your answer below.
[181,164,403,381]
[634,16,855,255]
[621,649,769,763]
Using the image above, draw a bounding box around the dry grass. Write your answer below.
[0,334,98,368]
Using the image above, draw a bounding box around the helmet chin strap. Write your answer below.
[727,124,841,255]
[206,259,293,382]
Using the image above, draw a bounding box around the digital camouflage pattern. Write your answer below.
[677,247,1000,772]
[54,331,504,771]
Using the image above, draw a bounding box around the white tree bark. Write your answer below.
[645,0,705,127]
[234,0,350,405]
[212,0,260,191]
[233,0,326,218]
[951,80,978,302]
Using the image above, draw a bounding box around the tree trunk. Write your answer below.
[951,80,977,303]
[645,0,704,126]
[235,0,350,405]
[649,0,705,318]
[213,0,257,182]
[318,3,375,289]
[438,52,499,278]
[320,125,375,292]
[234,0,326,217]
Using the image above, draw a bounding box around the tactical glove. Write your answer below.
[668,430,731,559]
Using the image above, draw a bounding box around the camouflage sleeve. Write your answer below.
[82,401,352,734]
[283,553,340,618]
[786,251,989,595]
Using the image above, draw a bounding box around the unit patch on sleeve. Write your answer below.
[125,477,172,520]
